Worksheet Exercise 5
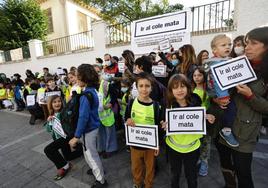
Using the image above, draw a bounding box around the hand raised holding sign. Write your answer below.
[236,84,253,97]
[126,118,136,127]
[206,114,216,124]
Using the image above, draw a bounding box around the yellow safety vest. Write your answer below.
[7,89,14,99]
[131,98,155,125]
[24,85,32,94]
[98,80,115,127]
[165,105,202,153]
[0,88,7,100]
[120,93,128,117]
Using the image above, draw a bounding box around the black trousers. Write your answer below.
[167,145,200,188]
[215,139,254,188]
[44,137,83,169]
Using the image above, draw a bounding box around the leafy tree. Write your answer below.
[0,0,48,51]
[82,0,183,23]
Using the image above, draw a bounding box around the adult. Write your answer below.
[25,69,36,80]
[43,67,53,81]
[13,73,24,88]
[211,27,268,188]
[230,35,246,58]
[196,50,209,66]
[103,53,118,75]
[172,44,197,80]
[122,50,136,83]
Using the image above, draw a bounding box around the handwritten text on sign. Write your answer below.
[152,65,167,77]
[211,56,257,90]
[125,124,159,149]
[166,107,206,135]
[159,39,171,52]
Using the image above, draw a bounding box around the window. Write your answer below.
[45,8,54,33]
[77,11,88,32]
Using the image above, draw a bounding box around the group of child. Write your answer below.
[0,33,245,188]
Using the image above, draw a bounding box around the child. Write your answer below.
[0,82,7,109]
[69,64,107,188]
[119,78,132,121]
[65,71,81,102]
[125,72,161,188]
[161,74,215,188]
[204,34,238,147]
[44,95,72,180]
[192,67,211,176]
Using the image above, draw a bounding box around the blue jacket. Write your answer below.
[74,87,100,138]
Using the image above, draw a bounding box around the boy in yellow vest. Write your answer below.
[0,82,7,109]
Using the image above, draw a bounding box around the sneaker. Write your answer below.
[54,163,72,180]
[199,160,208,176]
[219,130,239,147]
[91,180,108,188]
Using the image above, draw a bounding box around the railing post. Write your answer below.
[92,20,106,56]
[28,39,44,62]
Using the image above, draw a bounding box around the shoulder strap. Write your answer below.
[153,101,160,125]
[128,98,135,114]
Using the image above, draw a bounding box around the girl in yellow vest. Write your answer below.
[125,72,161,188]
[161,74,215,188]
[0,82,7,109]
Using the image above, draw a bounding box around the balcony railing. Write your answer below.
[40,30,94,56]
[106,22,131,46]
[191,0,234,34]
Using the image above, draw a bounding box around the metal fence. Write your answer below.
[191,0,234,32]
[0,46,30,63]
[40,30,94,56]
[106,22,131,46]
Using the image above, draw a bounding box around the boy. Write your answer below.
[204,34,238,147]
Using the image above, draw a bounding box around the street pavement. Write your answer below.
[0,110,268,188]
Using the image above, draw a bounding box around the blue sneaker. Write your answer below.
[219,130,239,147]
[199,160,208,176]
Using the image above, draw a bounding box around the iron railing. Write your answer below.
[106,22,131,46]
[40,30,93,56]
[191,0,234,32]
[0,46,30,63]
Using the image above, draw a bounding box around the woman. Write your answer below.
[196,50,209,66]
[212,27,268,188]
[230,35,246,58]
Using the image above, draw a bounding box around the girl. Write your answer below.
[161,74,215,188]
[69,64,107,188]
[125,72,161,188]
[44,95,80,180]
[196,50,209,66]
[65,71,81,102]
[192,67,211,177]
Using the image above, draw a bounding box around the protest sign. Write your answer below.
[26,95,36,107]
[45,91,61,102]
[52,117,67,139]
[159,39,171,52]
[152,65,167,77]
[131,10,191,54]
[118,61,125,73]
[210,56,257,90]
[166,107,206,135]
[125,124,159,149]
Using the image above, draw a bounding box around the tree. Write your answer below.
[0,0,48,51]
[82,0,183,23]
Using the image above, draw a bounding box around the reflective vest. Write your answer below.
[98,80,115,127]
[0,88,7,100]
[24,85,32,94]
[165,105,202,153]
[131,98,154,125]
[120,93,128,118]
[7,89,14,99]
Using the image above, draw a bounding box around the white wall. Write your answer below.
[40,0,68,40]
[1,0,268,78]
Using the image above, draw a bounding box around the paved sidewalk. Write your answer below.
[0,110,268,188]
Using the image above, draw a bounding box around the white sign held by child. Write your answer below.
[210,56,257,90]
[52,117,67,139]
[159,39,171,52]
[125,124,159,149]
[26,95,36,107]
[152,65,167,77]
[166,107,206,135]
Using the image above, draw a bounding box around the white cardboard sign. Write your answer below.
[152,65,167,77]
[210,56,257,90]
[125,124,159,149]
[131,10,191,54]
[26,95,36,106]
[118,61,125,73]
[159,39,171,52]
[166,107,206,135]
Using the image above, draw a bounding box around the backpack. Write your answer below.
[60,92,93,138]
